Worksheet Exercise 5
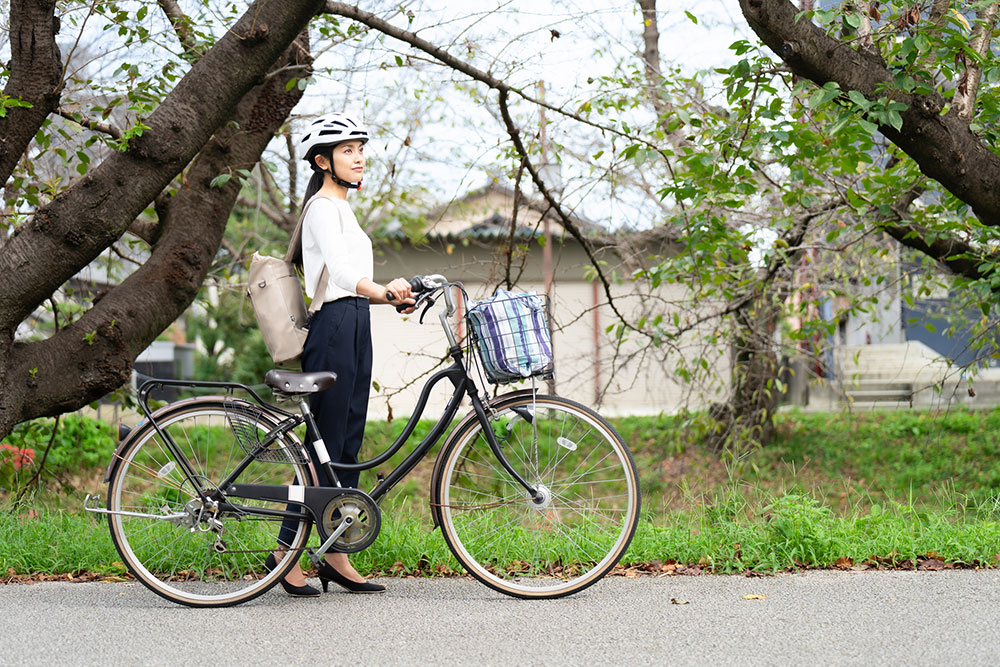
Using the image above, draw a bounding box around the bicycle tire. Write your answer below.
[433,393,640,599]
[106,398,315,607]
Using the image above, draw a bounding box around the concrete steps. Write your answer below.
[796,342,1000,411]
[808,342,952,411]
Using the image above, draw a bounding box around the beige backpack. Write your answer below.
[247,196,329,366]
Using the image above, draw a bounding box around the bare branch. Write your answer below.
[285,130,298,215]
[54,106,122,140]
[236,194,294,232]
[321,2,670,160]
[157,0,202,58]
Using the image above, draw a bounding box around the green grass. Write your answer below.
[4,406,1000,578]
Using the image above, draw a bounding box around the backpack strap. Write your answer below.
[284,195,333,315]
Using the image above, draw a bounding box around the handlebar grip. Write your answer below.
[385,290,409,313]
[388,276,433,313]
[409,276,428,293]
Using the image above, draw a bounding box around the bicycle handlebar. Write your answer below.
[387,274,448,312]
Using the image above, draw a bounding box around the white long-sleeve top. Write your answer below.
[301,196,373,303]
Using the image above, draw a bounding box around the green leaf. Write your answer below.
[209,173,231,188]
[887,109,903,131]
[847,90,868,108]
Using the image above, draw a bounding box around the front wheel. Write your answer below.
[433,394,640,598]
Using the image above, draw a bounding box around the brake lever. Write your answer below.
[419,297,436,324]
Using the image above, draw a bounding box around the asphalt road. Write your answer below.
[2,570,999,666]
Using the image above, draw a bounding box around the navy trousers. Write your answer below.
[277,297,372,547]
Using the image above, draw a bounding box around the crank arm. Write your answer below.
[310,516,355,561]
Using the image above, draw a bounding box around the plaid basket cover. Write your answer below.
[467,289,553,384]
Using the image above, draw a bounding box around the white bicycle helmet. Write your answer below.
[299,112,369,158]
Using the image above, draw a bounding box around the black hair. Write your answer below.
[303,146,334,203]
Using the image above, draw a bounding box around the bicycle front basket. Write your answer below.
[467,289,554,384]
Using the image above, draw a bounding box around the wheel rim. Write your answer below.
[440,398,639,596]
[108,403,312,605]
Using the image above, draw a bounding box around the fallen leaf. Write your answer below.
[670,598,689,605]
[835,557,854,569]
[742,594,766,600]
[918,558,946,571]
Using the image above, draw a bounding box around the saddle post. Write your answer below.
[297,397,342,487]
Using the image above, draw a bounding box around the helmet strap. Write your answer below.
[330,171,362,190]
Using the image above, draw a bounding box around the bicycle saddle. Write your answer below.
[264,369,337,393]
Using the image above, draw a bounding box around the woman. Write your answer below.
[267,112,415,596]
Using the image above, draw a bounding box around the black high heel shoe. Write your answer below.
[317,561,386,594]
[265,554,321,598]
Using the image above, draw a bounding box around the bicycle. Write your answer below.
[85,274,641,607]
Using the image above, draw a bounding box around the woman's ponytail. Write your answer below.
[294,150,332,266]
[303,170,325,207]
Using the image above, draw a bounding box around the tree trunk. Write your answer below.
[0,0,322,440]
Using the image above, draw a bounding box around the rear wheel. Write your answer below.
[107,398,315,607]
[434,394,640,598]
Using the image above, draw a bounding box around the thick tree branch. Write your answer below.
[877,185,998,282]
[637,0,669,121]
[738,0,1000,227]
[0,0,63,185]
[8,34,312,423]
[954,2,1000,122]
[0,0,324,333]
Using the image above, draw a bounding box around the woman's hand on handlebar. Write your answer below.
[384,277,416,313]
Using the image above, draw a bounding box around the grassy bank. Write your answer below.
[3,407,1000,577]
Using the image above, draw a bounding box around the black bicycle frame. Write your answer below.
[130,344,538,524]
[317,344,538,502]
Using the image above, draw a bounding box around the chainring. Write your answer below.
[318,489,381,553]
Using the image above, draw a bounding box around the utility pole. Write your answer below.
[537,81,556,394]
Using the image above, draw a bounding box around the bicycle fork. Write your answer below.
[468,387,541,502]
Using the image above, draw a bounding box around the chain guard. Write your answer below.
[317,489,381,553]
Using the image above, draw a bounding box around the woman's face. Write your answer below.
[330,140,365,183]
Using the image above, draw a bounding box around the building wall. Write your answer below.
[364,238,726,419]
